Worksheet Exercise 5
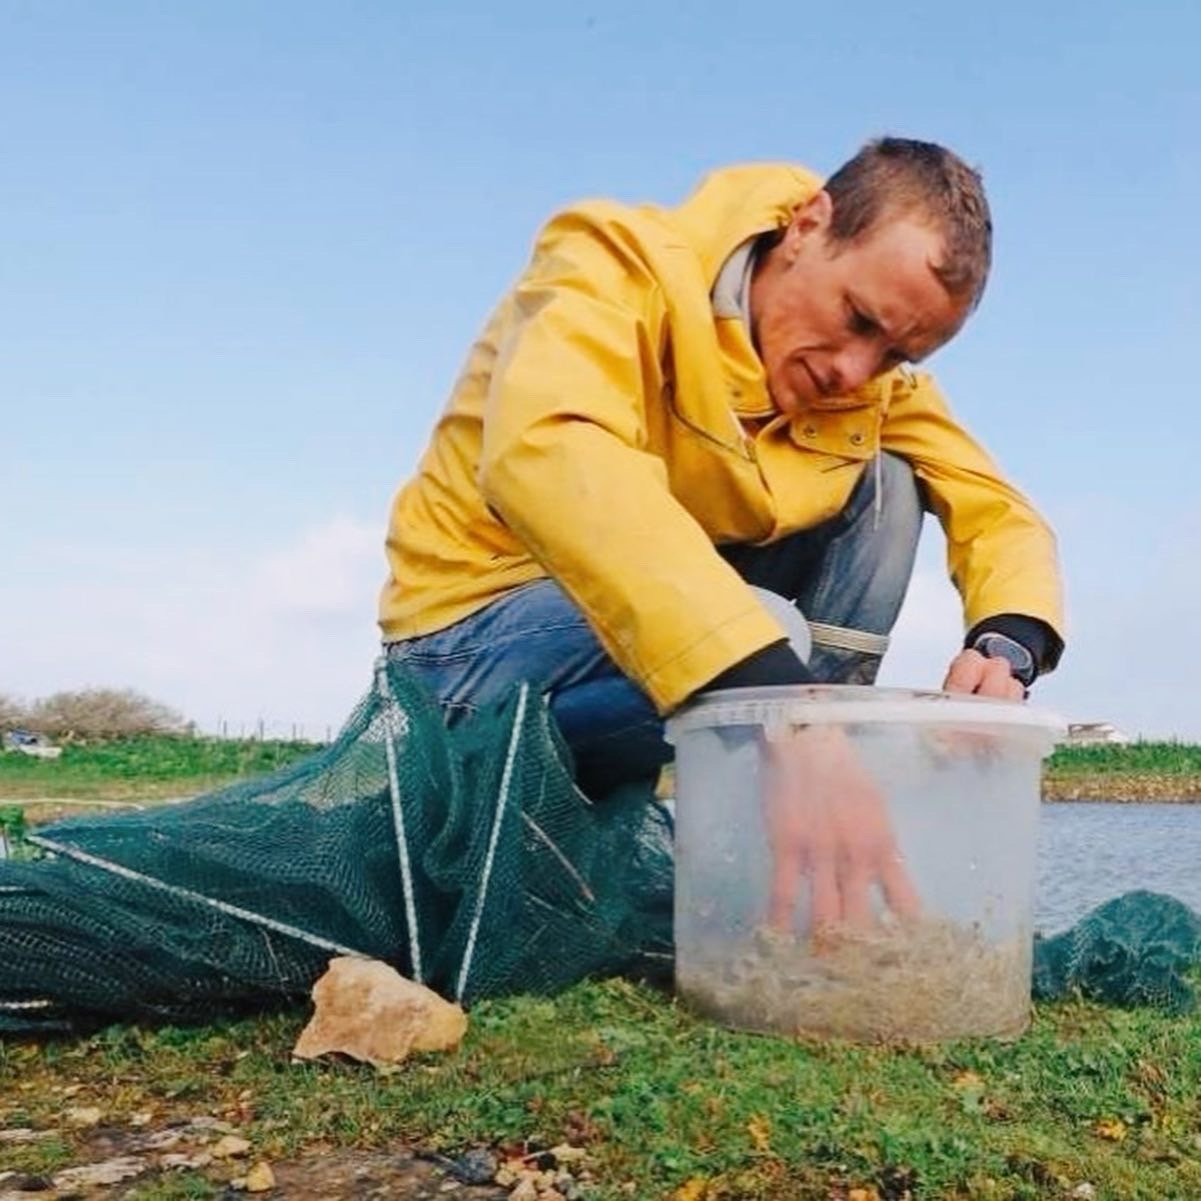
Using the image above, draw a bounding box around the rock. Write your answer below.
[551,1144,588,1164]
[1070,1186,1097,1200]
[450,1149,497,1185]
[188,1116,237,1134]
[211,1134,252,1159]
[161,1152,213,1171]
[129,1129,182,1153]
[53,1157,148,1189]
[509,1179,540,1201]
[494,1163,521,1187]
[244,1162,276,1192]
[3,1174,54,1193]
[292,957,468,1068]
[0,1129,55,1144]
[64,1106,103,1128]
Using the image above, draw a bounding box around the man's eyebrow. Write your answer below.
[850,291,921,357]
[849,292,898,339]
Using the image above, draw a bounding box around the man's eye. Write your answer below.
[847,307,877,336]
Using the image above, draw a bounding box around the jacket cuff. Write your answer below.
[696,639,812,695]
[965,613,1064,676]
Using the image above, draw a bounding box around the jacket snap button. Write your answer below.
[803,425,817,438]
[850,432,864,445]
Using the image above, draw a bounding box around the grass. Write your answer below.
[0,735,320,803]
[3,981,1201,1199]
[1044,742,1201,802]
[3,737,1201,1198]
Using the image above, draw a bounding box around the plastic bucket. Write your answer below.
[665,685,1065,1042]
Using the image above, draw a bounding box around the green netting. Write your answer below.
[0,660,673,1033]
[1,660,1198,1035]
[1032,891,1201,1013]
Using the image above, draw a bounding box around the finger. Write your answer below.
[943,650,987,693]
[838,864,876,930]
[767,840,806,930]
[974,657,1021,699]
[809,855,840,933]
[878,852,922,920]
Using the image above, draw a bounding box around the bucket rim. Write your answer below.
[665,684,1067,742]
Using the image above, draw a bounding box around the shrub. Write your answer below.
[26,688,187,741]
[0,694,28,734]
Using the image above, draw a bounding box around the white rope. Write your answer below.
[521,812,595,904]
[0,998,55,1011]
[456,683,528,1002]
[375,662,424,984]
[26,834,367,960]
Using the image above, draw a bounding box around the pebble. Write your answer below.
[0,1129,55,1144]
[161,1152,213,1171]
[244,1161,276,1192]
[64,1106,103,1128]
[211,1134,252,1159]
[4,1174,53,1192]
[451,1148,498,1185]
[509,1179,540,1201]
[1070,1186,1097,1200]
[53,1157,148,1190]
[188,1115,236,1134]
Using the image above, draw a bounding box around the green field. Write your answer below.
[3,736,1201,1199]
[3,734,1199,806]
[0,735,320,802]
[3,979,1201,1199]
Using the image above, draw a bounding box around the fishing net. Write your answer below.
[1032,891,1201,1013]
[0,660,673,1034]
[1,659,1198,1035]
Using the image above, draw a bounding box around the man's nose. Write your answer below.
[828,343,883,394]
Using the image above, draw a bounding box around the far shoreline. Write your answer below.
[1043,775,1201,803]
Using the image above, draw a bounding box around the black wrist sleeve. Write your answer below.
[697,639,813,695]
[965,614,1064,676]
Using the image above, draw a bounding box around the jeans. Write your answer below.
[386,453,923,795]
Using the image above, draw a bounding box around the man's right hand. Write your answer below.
[762,725,921,934]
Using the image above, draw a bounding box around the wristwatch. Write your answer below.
[972,632,1037,688]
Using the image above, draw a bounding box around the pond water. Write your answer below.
[1036,801,1201,934]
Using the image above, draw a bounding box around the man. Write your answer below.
[380,138,1065,930]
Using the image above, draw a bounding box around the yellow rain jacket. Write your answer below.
[380,164,1064,714]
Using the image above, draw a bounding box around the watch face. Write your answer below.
[975,633,1036,686]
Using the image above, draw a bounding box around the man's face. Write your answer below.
[750,192,970,416]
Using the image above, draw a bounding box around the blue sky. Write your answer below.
[3,1,1199,738]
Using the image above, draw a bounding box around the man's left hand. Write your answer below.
[942,648,1025,700]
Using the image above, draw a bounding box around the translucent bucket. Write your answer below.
[664,686,1065,1042]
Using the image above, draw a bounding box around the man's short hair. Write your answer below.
[824,137,993,311]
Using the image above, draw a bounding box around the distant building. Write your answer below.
[1064,721,1130,746]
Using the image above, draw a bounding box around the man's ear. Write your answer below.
[782,189,833,259]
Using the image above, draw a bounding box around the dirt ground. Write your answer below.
[1,1122,513,1201]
